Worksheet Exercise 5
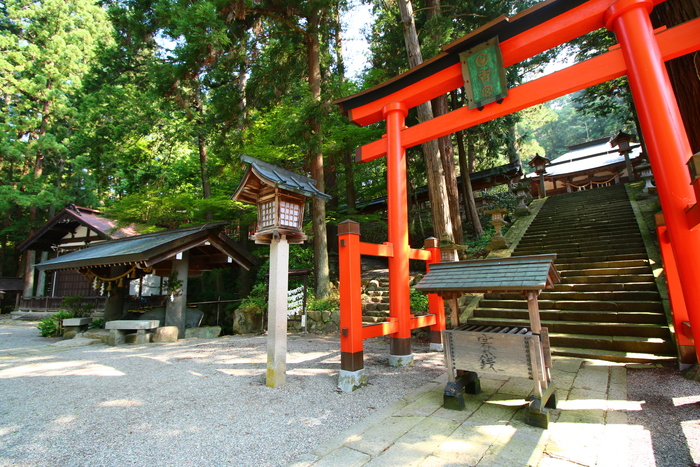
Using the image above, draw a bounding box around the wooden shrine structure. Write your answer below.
[334,0,700,389]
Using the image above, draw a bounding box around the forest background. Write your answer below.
[1,0,695,313]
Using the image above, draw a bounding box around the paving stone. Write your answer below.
[551,357,582,374]
[499,376,535,398]
[364,417,459,467]
[310,447,369,467]
[344,415,425,457]
[550,369,576,391]
[467,398,519,423]
[480,420,547,465]
[609,365,627,386]
[310,399,410,457]
[567,387,608,403]
[432,397,482,423]
[286,453,318,467]
[431,421,509,465]
[572,368,609,392]
[596,421,631,467]
[607,382,627,401]
[394,389,444,417]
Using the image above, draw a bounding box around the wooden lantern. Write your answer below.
[232,155,331,244]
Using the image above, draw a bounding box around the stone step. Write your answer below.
[477,299,664,313]
[523,218,639,234]
[549,253,648,264]
[558,266,652,277]
[472,308,668,325]
[467,316,670,337]
[484,290,661,302]
[534,247,649,260]
[362,303,390,312]
[547,332,675,354]
[560,274,655,284]
[550,346,677,363]
[553,282,658,292]
[362,309,390,318]
[516,238,646,254]
[362,315,387,323]
[555,259,649,270]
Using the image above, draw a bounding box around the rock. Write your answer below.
[49,337,102,348]
[119,307,203,329]
[185,326,221,339]
[152,326,179,342]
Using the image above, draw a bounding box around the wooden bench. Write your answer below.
[105,320,160,346]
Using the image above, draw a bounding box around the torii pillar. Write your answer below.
[606,0,700,359]
[384,102,414,366]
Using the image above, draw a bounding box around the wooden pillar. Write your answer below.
[22,250,36,298]
[165,250,189,338]
[338,220,366,392]
[383,102,413,367]
[104,265,130,322]
[606,0,700,361]
[425,237,446,351]
[266,235,289,388]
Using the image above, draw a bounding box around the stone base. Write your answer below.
[429,342,444,352]
[338,369,367,393]
[185,326,222,339]
[388,353,414,367]
[153,326,179,342]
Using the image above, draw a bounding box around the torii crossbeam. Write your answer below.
[334,0,700,383]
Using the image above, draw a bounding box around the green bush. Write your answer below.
[59,296,95,318]
[37,310,74,337]
[89,318,104,329]
[308,295,339,312]
[410,287,429,312]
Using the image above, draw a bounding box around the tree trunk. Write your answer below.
[463,131,484,238]
[397,0,455,244]
[650,0,700,153]
[307,10,331,298]
[452,93,484,238]
[194,84,213,222]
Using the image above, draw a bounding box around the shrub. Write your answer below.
[59,296,95,318]
[37,310,74,337]
[410,287,428,312]
[89,318,104,329]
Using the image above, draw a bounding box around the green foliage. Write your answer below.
[237,282,268,314]
[89,318,104,329]
[308,295,339,312]
[410,287,428,312]
[59,296,95,318]
[37,311,74,337]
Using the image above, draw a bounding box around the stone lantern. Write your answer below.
[610,131,636,182]
[512,181,532,216]
[687,152,700,201]
[485,208,509,251]
[635,159,655,194]
[232,155,330,388]
[528,154,550,198]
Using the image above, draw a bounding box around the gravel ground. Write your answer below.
[627,365,700,467]
[3,318,700,467]
[0,318,444,467]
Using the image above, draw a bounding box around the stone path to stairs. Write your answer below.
[468,184,675,363]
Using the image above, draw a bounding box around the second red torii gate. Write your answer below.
[334,0,700,388]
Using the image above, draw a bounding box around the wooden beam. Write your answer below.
[356,18,700,162]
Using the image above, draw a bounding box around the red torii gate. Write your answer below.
[334,0,700,389]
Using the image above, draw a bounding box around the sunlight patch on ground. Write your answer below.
[557,399,644,411]
[216,368,265,377]
[673,395,700,406]
[97,399,144,408]
[0,426,20,437]
[0,361,124,378]
[52,415,78,425]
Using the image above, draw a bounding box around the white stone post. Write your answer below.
[165,250,189,338]
[267,234,289,388]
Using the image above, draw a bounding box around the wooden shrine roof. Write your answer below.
[35,223,259,275]
[415,254,560,294]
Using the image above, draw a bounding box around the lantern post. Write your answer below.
[232,155,330,388]
[529,154,550,198]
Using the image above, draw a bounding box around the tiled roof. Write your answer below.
[232,155,331,202]
[415,254,560,293]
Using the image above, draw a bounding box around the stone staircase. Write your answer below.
[467,184,676,363]
[362,274,391,323]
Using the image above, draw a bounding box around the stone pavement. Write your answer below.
[291,356,652,467]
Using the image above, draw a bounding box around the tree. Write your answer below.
[0,0,113,275]
[396,0,458,245]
